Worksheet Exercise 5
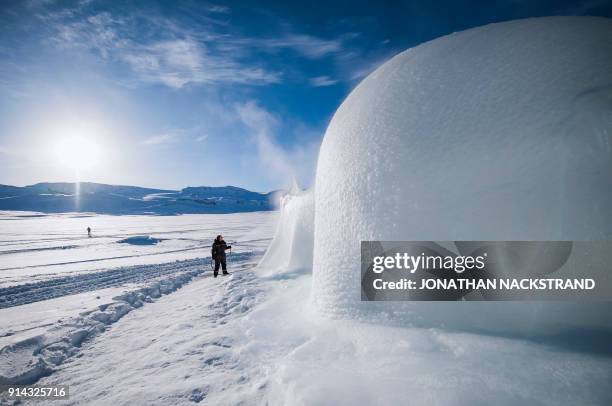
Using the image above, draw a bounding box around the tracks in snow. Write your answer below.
[0,252,258,308]
[0,253,265,388]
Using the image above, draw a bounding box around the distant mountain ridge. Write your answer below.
[0,182,281,215]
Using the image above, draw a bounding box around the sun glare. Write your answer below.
[54,136,101,173]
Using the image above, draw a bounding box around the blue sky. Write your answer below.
[1,0,611,192]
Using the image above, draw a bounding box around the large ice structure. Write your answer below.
[313,17,612,334]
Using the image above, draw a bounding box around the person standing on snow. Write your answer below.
[211,235,232,278]
[87,227,92,238]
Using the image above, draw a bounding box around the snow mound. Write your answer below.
[257,183,314,278]
[313,17,612,329]
[118,235,162,245]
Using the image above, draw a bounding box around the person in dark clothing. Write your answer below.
[87,227,91,238]
[211,235,231,277]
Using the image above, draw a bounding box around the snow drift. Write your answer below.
[257,183,314,278]
[313,17,612,333]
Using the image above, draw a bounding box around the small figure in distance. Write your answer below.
[87,227,92,238]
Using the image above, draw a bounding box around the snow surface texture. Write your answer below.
[1,254,249,309]
[313,17,612,331]
[0,211,276,392]
[257,183,314,279]
[0,211,274,287]
[0,268,202,386]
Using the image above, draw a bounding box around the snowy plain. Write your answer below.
[0,210,274,287]
[0,210,276,392]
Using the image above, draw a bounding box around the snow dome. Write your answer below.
[313,17,612,328]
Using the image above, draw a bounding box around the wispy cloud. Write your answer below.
[31,1,364,89]
[258,34,344,59]
[235,100,320,187]
[121,38,281,88]
[142,133,178,145]
[310,75,338,87]
[41,7,282,88]
[49,11,127,58]
[143,127,210,146]
[206,4,230,14]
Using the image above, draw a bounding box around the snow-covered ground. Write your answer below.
[0,211,276,391]
[22,261,612,404]
[0,205,610,405]
[0,210,275,287]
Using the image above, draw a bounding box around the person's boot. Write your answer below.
[222,271,229,275]
[214,272,218,278]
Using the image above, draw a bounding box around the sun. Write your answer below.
[54,136,101,173]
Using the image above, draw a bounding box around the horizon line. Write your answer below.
[0,180,284,195]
